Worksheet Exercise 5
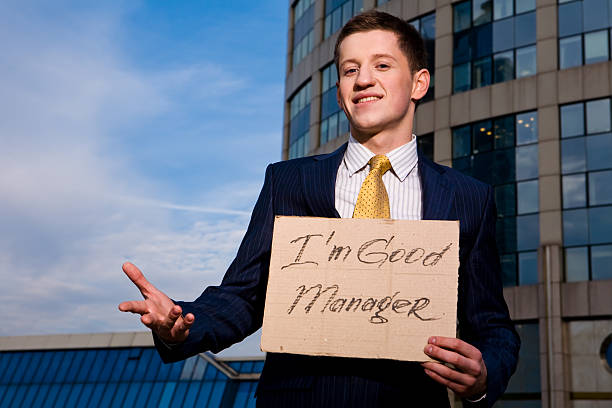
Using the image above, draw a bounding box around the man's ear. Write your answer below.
[411,69,430,102]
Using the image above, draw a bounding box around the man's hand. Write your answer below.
[118,262,194,344]
[421,336,487,400]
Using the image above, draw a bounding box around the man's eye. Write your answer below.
[344,68,357,75]
[377,64,390,69]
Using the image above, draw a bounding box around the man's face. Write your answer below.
[336,30,417,137]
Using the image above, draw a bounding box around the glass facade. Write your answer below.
[324,0,364,39]
[293,0,315,68]
[558,0,612,69]
[452,111,539,286]
[409,13,436,102]
[453,0,536,93]
[417,133,434,161]
[495,322,542,407]
[561,99,612,282]
[289,81,312,159]
[0,348,263,408]
[320,64,349,145]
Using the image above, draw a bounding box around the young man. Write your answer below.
[120,11,519,407]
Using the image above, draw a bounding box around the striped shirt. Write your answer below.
[335,135,422,220]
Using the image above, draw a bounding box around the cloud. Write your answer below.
[0,1,273,357]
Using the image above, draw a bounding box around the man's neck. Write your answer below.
[352,128,414,155]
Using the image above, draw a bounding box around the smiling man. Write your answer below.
[120,10,519,408]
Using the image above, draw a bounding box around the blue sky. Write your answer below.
[0,0,288,356]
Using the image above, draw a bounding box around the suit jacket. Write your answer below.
[155,143,520,407]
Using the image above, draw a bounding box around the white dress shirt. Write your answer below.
[335,135,422,220]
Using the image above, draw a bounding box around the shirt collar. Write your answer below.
[343,134,419,182]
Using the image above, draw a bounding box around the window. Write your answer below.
[498,322,542,404]
[452,111,539,286]
[325,0,364,39]
[289,81,312,159]
[409,13,436,102]
[417,133,435,161]
[453,0,536,93]
[561,99,612,281]
[320,64,349,146]
[293,0,315,67]
[558,0,612,69]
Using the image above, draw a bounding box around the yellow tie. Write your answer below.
[353,155,392,219]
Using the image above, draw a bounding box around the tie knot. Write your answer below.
[369,155,391,175]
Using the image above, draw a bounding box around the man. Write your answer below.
[120,11,519,407]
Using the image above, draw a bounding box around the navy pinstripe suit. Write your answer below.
[155,143,520,407]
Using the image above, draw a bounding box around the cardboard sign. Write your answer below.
[261,216,459,362]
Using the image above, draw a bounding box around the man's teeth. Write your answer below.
[357,96,380,103]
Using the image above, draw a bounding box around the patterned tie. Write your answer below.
[353,155,392,219]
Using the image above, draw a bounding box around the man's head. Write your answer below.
[334,11,430,150]
[334,11,428,75]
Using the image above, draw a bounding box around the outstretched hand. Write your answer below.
[118,262,194,344]
[422,336,487,400]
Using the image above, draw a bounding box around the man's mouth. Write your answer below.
[356,96,382,104]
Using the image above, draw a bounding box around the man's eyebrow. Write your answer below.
[340,53,398,66]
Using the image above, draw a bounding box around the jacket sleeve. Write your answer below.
[154,164,276,362]
[459,186,521,408]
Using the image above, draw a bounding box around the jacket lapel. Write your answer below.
[301,144,346,218]
[418,152,456,221]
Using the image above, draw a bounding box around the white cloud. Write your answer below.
[0,1,269,356]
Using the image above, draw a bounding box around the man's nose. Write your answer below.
[355,67,375,89]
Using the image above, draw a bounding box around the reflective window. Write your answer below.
[454,1,472,32]
[324,0,363,39]
[453,111,539,286]
[558,0,612,69]
[565,246,590,281]
[516,112,538,145]
[494,0,513,20]
[409,12,436,102]
[586,99,611,134]
[589,170,612,205]
[516,45,536,78]
[289,81,312,159]
[584,0,609,31]
[561,100,612,281]
[517,180,539,214]
[560,35,583,69]
[592,244,612,279]
[504,322,541,401]
[494,51,514,82]
[292,0,315,67]
[585,30,609,64]
[561,103,585,138]
[563,174,587,208]
[562,138,587,174]
[587,133,612,170]
[454,1,536,92]
[320,64,348,146]
[417,133,435,161]
[473,0,492,26]
[473,56,492,87]
[453,63,471,93]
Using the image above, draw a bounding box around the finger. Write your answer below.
[163,305,182,329]
[424,343,480,376]
[421,362,475,387]
[172,313,195,335]
[428,336,481,360]
[423,367,468,395]
[122,262,157,297]
[141,314,155,328]
[118,300,148,315]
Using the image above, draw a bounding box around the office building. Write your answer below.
[282,0,612,407]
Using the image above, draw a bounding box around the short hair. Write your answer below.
[333,10,428,74]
